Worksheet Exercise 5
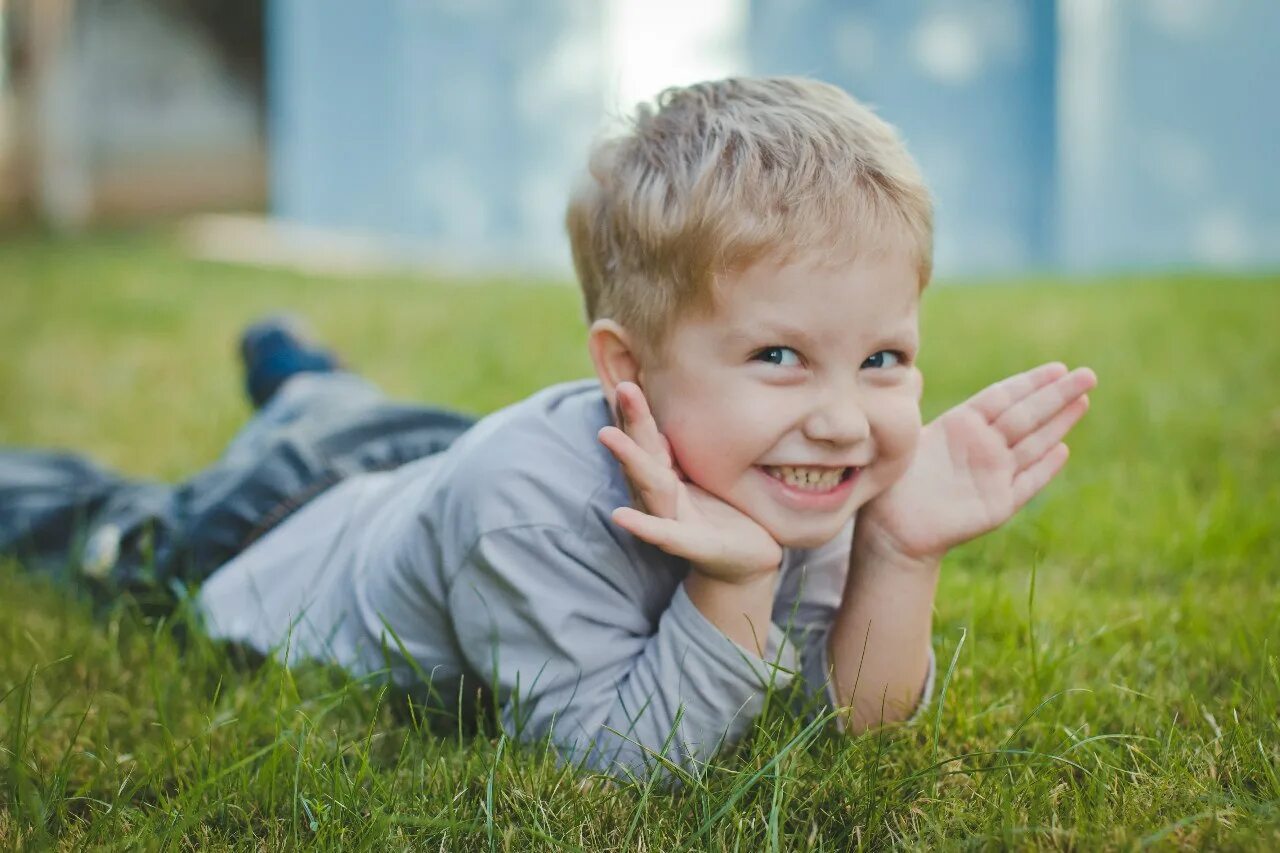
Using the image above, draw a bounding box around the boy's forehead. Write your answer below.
[708,252,921,324]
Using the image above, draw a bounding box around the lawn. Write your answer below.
[1,230,1278,850]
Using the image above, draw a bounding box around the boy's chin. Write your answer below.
[763,513,855,550]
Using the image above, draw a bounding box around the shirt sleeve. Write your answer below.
[447,524,799,780]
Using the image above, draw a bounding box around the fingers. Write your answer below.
[992,367,1097,446]
[968,362,1069,422]
[1011,443,1070,511]
[615,382,672,467]
[602,382,683,517]
[598,425,680,518]
[1011,394,1090,471]
[611,506,695,556]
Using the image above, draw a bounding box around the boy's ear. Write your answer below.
[588,319,644,408]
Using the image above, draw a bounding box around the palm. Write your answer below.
[864,363,1097,561]
[673,481,783,578]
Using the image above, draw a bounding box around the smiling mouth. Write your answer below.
[762,465,857,492]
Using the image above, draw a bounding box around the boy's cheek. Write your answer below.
[875,401,923,486]
[883,432,920,485]
[660,422,722,490]
[906,404,924,454]
[898,426,924,476]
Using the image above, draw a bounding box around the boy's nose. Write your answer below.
[802,390,872,446]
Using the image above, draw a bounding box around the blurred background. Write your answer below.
[0,0,1277,279]
[3,8,1278,846]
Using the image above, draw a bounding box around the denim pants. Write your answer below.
[0,373,476,593]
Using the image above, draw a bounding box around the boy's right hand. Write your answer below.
[598,382,783,584]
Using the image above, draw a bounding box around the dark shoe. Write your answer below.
[239,315,342,409]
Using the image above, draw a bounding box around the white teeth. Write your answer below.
[765,465,850,491]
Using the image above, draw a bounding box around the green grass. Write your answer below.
[1,230,1278,850]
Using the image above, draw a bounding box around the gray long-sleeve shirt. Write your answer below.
[197,379,928,776]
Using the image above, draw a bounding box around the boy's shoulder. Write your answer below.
[424,379,686,615]
[424,379,627,538]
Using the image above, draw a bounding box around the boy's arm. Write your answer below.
[600,382,790,655]
[448,523,799,780]
[825,363,1096,731]
[683,569,780,658]
[824,520,939,729]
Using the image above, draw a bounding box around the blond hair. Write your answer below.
[566,76,934,354]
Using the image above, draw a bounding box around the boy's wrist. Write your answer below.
[684,566,780,657]
[853,510,944,576]
[688,556,780,585]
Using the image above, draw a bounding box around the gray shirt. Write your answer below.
[198,379,928,776]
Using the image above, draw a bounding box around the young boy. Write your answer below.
[0,77,1095,779]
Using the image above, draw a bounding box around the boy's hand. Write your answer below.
[859,362,1097,563]
[598,382,783,583]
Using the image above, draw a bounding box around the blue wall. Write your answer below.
[1055,0,1280,271]
[269,0,604,269]
[270,0,1280,276]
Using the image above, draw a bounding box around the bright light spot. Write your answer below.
[605,0,747,118]
[911,15,984,85]
[1192,208,1251,265]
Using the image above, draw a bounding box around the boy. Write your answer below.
[0,77,1095,779]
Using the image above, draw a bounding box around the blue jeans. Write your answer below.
[0,373,476,593]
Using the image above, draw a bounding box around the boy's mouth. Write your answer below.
[761,465,856,492]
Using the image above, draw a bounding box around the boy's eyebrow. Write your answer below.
[725,318,918,350]
[724,320,818,347]
[879,321,921,349]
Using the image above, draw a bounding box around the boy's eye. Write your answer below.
[862,350,904,369]
[753,346,802,367]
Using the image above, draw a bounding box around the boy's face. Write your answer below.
[639,250,924,549]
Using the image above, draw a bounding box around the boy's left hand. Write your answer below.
[859,362,1097,563]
